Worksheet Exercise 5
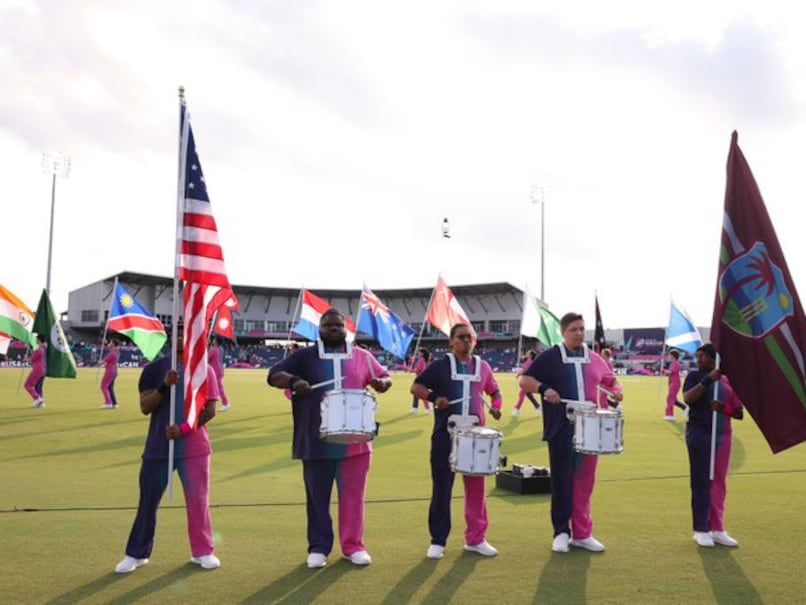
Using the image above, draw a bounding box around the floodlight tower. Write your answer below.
[530,185,547,302]
[42,151,71,294]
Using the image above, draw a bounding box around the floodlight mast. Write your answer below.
[42,151,71,294]
[530,185,546,302]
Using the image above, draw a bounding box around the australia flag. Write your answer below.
[357,286,416,359]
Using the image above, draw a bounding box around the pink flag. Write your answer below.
[426,277,476,340]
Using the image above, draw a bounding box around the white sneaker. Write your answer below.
[511,409,521,417]
[410,408,419,415]
[344,550,372,565]
[464,540,498,556]
[307,553,327,568]
[552,533,570,553]
[663,415,675,421]
[115,555,149,573]
[693,532,715,547]
[570,536,605,552]
[190,553,221,569]
[711,531,739,547]
[99,404,115,409]
[220,404,231,412]
[426,544,445,559]
[31,398,45,408]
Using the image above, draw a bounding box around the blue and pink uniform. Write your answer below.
[24,344,46,401]
[269,345,388,558]
[101,348,118,406]
[121,356,219,560]
[413,354,502,548]
[683,371,743,533]
[524,344,621,540]
[208,345,229,407]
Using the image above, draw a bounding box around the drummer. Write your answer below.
[519,312,622,553]
[267,308,391,569]
[410,323,503,560]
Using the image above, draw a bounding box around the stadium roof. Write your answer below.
[104,272,523,300]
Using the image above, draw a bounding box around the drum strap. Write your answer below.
[560,344,590,405]
[317,340,353,391]
[448,353,481,417]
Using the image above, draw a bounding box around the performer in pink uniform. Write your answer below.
[411,323,503,560]
[268,309,392,569]
[682,343,743,548]
[663,349,689,420]
[520,313,623,553]
[25,333,47,408]
[99,339,119,409]
[208,336,230,411]
[410,348,432,413]
[512,350,540,416]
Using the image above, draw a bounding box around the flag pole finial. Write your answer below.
[178,86,185,100]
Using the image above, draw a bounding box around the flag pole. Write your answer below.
[167,86,187,501]
[354,283,366,344]
[709,353,721,480]
[96,277,117,383]
[409,277,438,370]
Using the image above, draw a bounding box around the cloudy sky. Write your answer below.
[3,0,806,329]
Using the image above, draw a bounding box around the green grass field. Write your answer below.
[2,367,805,604]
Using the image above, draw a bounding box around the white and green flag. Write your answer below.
[33,289,77,378]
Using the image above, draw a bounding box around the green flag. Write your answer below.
[537,306,563,347]
[32,289,77,378]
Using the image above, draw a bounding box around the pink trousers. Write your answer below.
[571,454,599,539]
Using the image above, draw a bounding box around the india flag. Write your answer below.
[0,285,35,346]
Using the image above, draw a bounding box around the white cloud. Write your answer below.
[2,0,805,331]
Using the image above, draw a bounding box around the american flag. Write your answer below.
[178,103,237,429]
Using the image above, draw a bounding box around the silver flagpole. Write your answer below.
[709,353,721,480]
[168,86,187,500]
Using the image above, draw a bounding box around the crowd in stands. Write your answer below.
[1,339,693,374]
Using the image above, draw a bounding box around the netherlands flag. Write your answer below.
[291,290,355,342]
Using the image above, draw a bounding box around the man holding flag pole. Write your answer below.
[115,88,231,573]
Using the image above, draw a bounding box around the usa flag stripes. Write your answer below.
[177,99,237,430]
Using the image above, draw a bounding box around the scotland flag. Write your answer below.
[666,302,703,355]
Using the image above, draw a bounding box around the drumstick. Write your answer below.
[309,378,337,390]
[597,386,618,398]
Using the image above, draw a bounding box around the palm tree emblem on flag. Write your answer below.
[719,241,793,339]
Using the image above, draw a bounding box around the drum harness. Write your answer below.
[446,352,482,434]
[558,343,597,420]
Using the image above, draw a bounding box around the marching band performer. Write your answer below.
[682,343,743,548]
[519,312,622,553]
[268,309,391,569]
[410,323,503,560]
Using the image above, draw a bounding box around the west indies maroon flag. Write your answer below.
[711,131,806,453]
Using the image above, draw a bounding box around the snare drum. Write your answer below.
[450,426,503,475]
[320,389,377,443]
[573,407,623,455]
